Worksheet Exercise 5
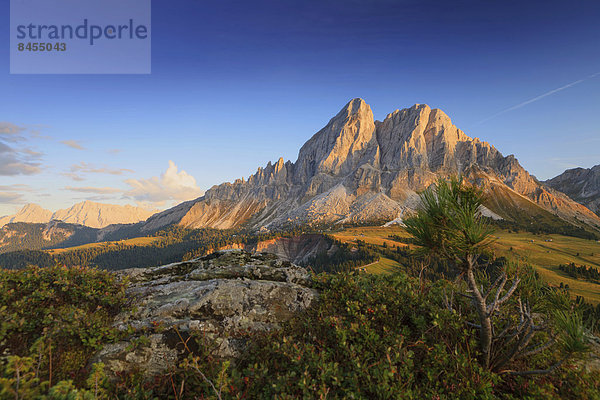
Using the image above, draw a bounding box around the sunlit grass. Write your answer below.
[48,236,159,254]
[333,225,600,303]
[356,257,401,275]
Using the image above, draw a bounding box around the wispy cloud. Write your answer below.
[60,140,85,150]
[476,71,600,125]
[0,122,44,175]
[70,162,133,175]
[61,172,86,181]
[62,162,134,181]
[64,186,122,194]
[0,191,23,204]
[0,122,26,141]
[0,184,33,192]
[0,142,42,175]
[0,184,31,204]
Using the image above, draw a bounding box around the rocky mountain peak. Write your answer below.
[337,97,372,118]
[140,99,600,232]
[0,203,54,227]
[295,98,377,181]
[20,203,51,216]
[545,164,600,215]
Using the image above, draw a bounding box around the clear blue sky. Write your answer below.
[1,0,599,215]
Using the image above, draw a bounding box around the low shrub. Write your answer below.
[0,265,127,397]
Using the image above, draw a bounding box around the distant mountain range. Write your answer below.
[133,98,600,234]
[0,201,156,229]
[545,164,600,216]
[1,99,599,255]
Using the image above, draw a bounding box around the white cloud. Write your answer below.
[125,161,204,207]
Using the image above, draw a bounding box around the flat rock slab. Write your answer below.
[94,250,317,377]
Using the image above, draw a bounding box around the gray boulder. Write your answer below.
[94,249,317,377]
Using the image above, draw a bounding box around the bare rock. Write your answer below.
[94,250,317,377]
[129,99,600,232]
[546,164,600,216]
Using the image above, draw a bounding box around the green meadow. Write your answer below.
[333,226,600,303]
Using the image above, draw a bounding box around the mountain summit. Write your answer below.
[136,99,600,232]
[545,164,600,216]
[0,204,53,227]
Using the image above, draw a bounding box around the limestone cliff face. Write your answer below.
[216,234,335,265]
[296,99,378,181]
[143,99,600,231]
[545,165,600,216]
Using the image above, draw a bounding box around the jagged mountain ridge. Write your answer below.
[0,201,156,229]
[139,98,600,232]
[545,164,600,216]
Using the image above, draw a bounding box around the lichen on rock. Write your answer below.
[94,249,318,377]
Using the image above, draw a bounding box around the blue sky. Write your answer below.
[1,0,599,215]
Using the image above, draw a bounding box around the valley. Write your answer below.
[17,220,599,303]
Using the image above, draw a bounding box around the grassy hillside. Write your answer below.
[492,231,600,302]
[0,222,98,253]
[47,236,160,255]
[358,256,402,274]
[332,225,415,248]
[332,225,600,303]
[482,180,600,239]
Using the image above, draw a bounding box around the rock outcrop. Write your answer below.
[137,99,600,232]
[218,233,337,265]
[545,164,600,216]
[95,250,317,377]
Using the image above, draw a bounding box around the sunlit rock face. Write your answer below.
[94,250,317,377]
[545,165,600,216]
[139,99,600,231]
[0,201,155,229]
